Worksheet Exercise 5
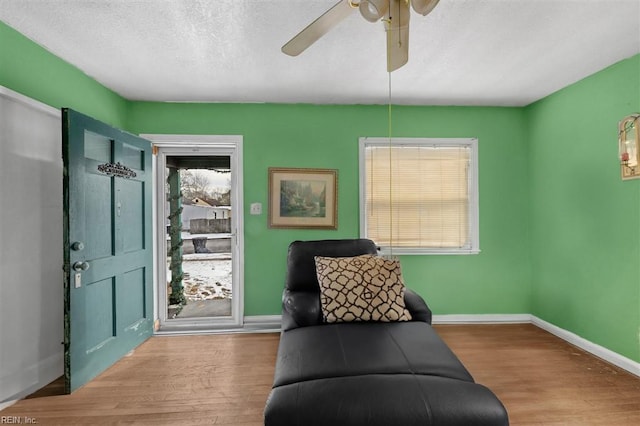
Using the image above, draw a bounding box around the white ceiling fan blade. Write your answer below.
[411,0,440,16]
[282,0,355,56]
[386,0,410,72]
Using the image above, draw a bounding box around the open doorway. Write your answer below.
[146,135,244,332]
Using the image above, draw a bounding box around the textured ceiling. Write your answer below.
[1,0,639,106]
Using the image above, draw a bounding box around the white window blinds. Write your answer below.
[360,138,479,255]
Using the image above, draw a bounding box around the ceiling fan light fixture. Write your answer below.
[359,0,390,23]
[411,0,440,16]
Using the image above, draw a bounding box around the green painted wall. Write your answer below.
[4,17,638,363]
[127,103,532,316]
[0,21,129,127]
[527,55,640,362]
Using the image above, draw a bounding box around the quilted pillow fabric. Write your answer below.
[314,254,412,323]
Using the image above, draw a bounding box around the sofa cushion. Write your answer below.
[272,321,474,388]
[315,254,412,323]
[265,374,509,426]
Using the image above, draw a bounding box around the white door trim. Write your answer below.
[142,134,244,332]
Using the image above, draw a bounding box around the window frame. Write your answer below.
[359,137,480,255]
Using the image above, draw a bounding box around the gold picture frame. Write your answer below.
[268,167,338,229]
[619,114,640,180]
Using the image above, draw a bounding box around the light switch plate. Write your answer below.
[250,202,262,215]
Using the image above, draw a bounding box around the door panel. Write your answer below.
[120,180,145,252]
[83,278,116,351]
[117,267,147,329]
[83,172,113,258]
[63,108,153,393]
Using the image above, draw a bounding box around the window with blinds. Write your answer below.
[359,138,479,255]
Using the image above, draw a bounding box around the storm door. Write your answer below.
[148,136,244,332]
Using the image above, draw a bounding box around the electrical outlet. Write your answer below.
[250,202,262,215]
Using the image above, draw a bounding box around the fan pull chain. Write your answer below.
[387,69,394,258]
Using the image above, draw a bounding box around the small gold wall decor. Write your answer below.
[619,114,640,180]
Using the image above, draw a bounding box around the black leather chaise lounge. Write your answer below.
[264,239,509,426]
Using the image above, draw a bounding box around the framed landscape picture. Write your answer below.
[268,167,338,229]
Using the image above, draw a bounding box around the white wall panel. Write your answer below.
[0,87,63,406]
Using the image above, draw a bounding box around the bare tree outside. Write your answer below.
[180,169,230,205]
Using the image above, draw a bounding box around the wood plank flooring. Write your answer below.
[1,324,639,425]
[436,324,640,425]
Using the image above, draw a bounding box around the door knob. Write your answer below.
[71,241,85,251]
[72,261,90,272]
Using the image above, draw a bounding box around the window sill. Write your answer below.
[377,247,481,256]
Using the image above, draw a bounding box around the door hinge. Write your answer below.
[152,145,158,156]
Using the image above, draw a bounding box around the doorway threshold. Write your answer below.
[154,316,281,335]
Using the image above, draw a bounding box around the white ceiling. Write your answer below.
[1,0,639,106]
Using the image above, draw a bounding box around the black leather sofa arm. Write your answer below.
[405,288,433,324]
[281,289,322,331]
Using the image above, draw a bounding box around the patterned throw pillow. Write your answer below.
[314,254,412,323]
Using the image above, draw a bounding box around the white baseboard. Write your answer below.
[243,315,282,333]
[247,313,533,327]
[0,351,63,411]
[432,313,532,324]
[430,313,639,378]
[0,399,18,411]
[245,314,533,328]
[531,316,640,378]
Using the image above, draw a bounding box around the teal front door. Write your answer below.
[62,109,153,393]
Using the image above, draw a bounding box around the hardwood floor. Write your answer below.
[436,324,640,425]
[1,324,639,425]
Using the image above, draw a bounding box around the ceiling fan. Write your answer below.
[282,0,440,72]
